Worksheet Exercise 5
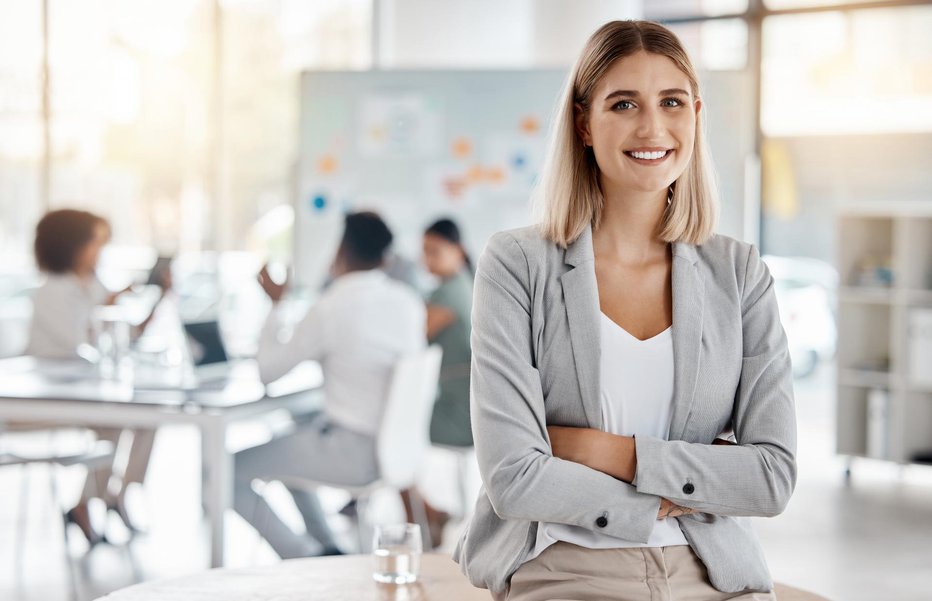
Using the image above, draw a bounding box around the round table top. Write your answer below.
[95,553,829,601]
[96,554,492,601]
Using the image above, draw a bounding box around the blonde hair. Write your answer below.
[533,20,718,248]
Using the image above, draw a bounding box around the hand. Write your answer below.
[157,269,173,294]
[105,284,135,305]
[658,497,696,520]
[257,264,288,302]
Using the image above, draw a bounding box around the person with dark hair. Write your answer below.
[25,209,168,545]
[400,217,475,548]
[422,217,474,449]
[234,211,425,558]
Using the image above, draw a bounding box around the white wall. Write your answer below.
[377,0,642,68]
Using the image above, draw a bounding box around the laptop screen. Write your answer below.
[182,321,228,366]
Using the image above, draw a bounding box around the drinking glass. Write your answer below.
[372,523,422,584]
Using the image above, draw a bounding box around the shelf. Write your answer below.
[838,286,895,304]
[838,369,892,389]
[838,288,932,305]
[837,200,932,219]
[902,381,932,394]
[836,208,932,472]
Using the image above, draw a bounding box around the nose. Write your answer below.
[635,105,664,140]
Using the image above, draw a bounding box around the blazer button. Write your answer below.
[595,516,608,528]
[683,483,695,495]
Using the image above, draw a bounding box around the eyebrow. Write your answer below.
[604,88,691,101]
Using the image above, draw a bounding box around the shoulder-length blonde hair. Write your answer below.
[533,20,718,248]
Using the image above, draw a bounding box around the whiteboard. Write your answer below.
[294,69,567,288]
[294,68,752,288]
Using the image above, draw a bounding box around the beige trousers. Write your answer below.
[500,542,776,601]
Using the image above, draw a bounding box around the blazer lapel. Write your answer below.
[561,226,603,429]
[668,242,704,441]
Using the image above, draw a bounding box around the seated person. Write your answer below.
[25,209,168,543]
[422,218,474,448]
[401,218,475,547]
[234,211,425,558]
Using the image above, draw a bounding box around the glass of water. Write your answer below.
[91,306,132,381]
[372,523,422,584]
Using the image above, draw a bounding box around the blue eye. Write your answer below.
[613,100,635,111]
[662,97,684,107]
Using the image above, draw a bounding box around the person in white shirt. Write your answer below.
[25,209,168,544]
[234,212,426,558]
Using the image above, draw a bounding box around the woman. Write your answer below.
[423,218,474,448]
[401,218,475,548]
[454,21,796,601]
[26,209,166,544]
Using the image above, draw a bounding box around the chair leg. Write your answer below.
[50,463,81,601]
[250,480,273,562]
[14,464,29,590]
[355,495,370,554]
[403,488,432,550]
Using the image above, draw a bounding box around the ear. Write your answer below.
[574,103,593,147]
[694,96,702,118]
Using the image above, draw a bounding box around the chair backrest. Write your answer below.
[376,345,443,488]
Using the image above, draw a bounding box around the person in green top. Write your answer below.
[422,218,474,448]
[401,218,475,549]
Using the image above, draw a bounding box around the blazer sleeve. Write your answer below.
[471,232,660,543]
[633,244,798,517]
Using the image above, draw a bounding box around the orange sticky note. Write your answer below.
[520,115,540,135]
[452,137,473,158]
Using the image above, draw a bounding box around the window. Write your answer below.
[762,6,932,136]
[645,0,748,19]
[47,0,213,253]
[0,0,42,260]
[219,0,372,253]
[668,18,749,71]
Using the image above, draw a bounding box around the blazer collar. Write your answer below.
[564,224,594,267]
[560,224,705,438]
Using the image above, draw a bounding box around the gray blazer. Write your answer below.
[453,225,797,595]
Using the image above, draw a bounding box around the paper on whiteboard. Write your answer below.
[358,94,443,158]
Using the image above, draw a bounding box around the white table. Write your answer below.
[0,356,322,568]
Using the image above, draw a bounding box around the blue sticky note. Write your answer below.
[310,194,327,211]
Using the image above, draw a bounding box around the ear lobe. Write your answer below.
[574,103,592,147]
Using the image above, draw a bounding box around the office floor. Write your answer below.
[1,363,930,601]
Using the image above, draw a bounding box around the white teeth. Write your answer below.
[629,150,668,160]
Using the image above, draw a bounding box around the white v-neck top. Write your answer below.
[530,312,687,559]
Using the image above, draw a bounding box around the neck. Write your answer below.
[593,184,669,264]
[72,266,94,280]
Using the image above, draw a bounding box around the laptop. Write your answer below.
[182,320,232,384]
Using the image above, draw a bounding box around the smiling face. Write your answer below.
[575,50,700,198]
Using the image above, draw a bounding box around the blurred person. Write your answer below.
[400,218,474,548]
[234,211,425,558]
[25,209,170,544]
[422,218,474,448]
[455,21,796,601]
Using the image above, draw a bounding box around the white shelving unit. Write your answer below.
[836,201,932,469]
